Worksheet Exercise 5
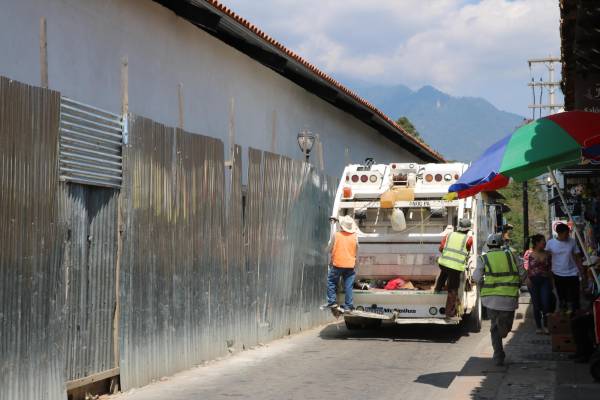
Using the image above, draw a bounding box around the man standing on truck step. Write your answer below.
[473,233,527,366]
[435,218,473,318]
[325,215,358,311]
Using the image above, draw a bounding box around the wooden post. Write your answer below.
[120,57,128,115]
[270,110,277,153]
[178,83,184,129]
[39,17,48,88]
[228,97,235,161]
[316,134,324,171]
[113,56,128,376]
[523,181,529,250]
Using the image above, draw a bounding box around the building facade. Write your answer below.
[0,0,441,177]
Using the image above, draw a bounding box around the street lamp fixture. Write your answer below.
[297,129,315,162]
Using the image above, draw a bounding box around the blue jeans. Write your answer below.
[528,276,554,329]
[327,266,355,309]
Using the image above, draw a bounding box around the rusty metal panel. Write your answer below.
[0,76,66,400]
[61,183,118,381]
[119,116,228,390]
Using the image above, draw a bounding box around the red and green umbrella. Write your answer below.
[448,111,600,199]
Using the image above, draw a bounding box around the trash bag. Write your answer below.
[384,277,406,290]
[390,208,406,231]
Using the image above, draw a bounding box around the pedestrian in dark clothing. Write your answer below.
[545,223,583,313]
[570,312,595,363]
[525,234,554,333]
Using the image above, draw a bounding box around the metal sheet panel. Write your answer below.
[119,115,337,390]
[119,116,228,390]
[245,149,336,343]
[0,76,66,400]
[61,183,118,381]
[59,97,123,188]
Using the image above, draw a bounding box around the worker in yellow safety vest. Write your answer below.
[434,218,473,318]
[473,233,526,366]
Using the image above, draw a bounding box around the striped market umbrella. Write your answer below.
[448,111,600,199]
[446,110,600,291]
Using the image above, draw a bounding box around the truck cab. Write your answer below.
[331,161,500,330]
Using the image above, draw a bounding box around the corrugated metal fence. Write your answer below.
[0,77,65,400]
[60,184,119,382]
[1,77,336,398]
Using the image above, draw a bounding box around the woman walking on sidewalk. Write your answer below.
[525,234,554,334]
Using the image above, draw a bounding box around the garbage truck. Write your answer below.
[330,160,502,331]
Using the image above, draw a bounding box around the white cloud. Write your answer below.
[219,0,561,114]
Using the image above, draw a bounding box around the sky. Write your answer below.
[218,0,562,116]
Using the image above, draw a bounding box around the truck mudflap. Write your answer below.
[393,317,461,325]
[338,309,462,325]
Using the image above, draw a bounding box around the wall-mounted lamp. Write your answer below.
[297,128,315,162]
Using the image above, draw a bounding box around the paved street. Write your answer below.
[109,318,491,400]
[107,298,599,400]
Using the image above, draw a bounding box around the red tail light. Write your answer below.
[360,175,368,183]
[454,174,460,180]
[435,174,443,182]
[351,175,359,183]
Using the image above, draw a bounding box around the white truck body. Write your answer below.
[331,162,500,328]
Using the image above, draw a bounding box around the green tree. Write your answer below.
[396,116,422,141]
[498,180,549,254]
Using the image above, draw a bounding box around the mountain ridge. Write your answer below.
[351,83,525,161]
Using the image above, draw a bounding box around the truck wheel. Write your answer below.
[344,317,381,330]
[467,291,482,333]
[367,319,382,329]
[344,318,361,330]
[590,350,600,382]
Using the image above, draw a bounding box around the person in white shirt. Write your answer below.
[545,223,583,312]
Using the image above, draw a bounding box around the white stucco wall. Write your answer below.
[0,0,424,176]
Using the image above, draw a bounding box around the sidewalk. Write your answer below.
[448,294,598,399]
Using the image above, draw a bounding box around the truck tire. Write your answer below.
[467,291,482,333]
[344,317,381,330]
[344,319,361,330]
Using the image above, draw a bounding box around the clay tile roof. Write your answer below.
[163,0,444,162]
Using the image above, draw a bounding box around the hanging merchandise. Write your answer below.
[390,207,407,231]
[380,187,415,209]
[380,190,395,209]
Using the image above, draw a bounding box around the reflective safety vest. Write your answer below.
[331,232,357,268]
[438,232,470,271]
[480,250,520,298]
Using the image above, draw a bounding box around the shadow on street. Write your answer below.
[414,371,460,388]
[319,320,472,343]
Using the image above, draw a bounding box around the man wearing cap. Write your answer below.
[325,215,359,311]
[501,224,514,247]
[474,233,527,366]
[435,218,473,318]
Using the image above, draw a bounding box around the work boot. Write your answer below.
[445,290,458,317]
[320,302,338,310]
[493,350,506,366]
